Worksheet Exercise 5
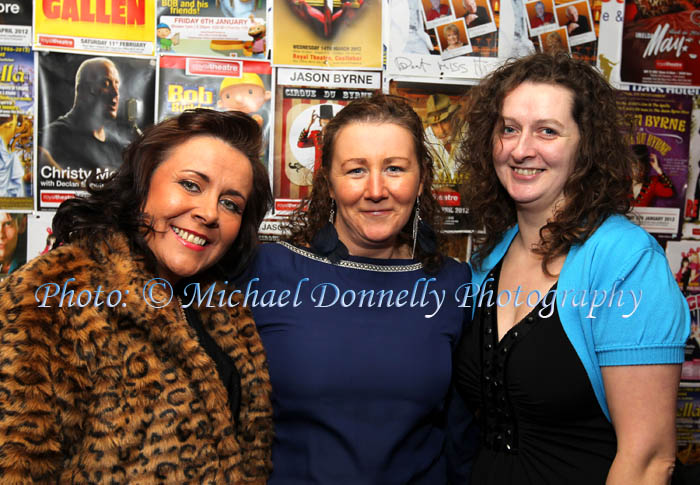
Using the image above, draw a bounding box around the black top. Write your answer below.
[182,303,241,420]
[41,114,125,171]
[454,261,617,484]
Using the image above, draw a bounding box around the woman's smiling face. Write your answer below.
[143,135,253,282]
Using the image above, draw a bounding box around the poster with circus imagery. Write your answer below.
[157,0,268,60]
[388,78,475,233]
[156,56,272,169]
[0,46,33,210]
[676,383,700,466]
[271,68,379,216]
[617,90,691,239]
[621,0,700,87]
[666,241,700,380]
[272,0,381,68]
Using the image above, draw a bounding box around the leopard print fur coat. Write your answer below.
[0,232,273,483]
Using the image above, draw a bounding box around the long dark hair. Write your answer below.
[458,52,634,272]
[53,108,272,278]
[286,93,444,272]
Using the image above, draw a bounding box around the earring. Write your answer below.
[311,198,348,263]
[328,199,336,223]
[411,196,438,259]
[412,197,420,259]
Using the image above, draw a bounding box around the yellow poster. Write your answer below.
[34,0,156,56]
[272,0,381,68]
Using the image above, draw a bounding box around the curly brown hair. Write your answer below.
[287,93,445,272]
[458,52,634,273]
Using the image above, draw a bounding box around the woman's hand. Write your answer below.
[650,153,663,175]
[602,364,680,485]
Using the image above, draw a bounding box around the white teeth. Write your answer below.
[173,227,207,246]
[513,168,542,176]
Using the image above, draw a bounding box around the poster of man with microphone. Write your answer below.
[36,52,155,210]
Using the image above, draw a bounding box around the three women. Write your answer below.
[0,52,690,485]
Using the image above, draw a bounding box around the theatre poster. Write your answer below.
[157,0,268,60]
[262,67,380,241]
[34,0,155,56]
[36,52,155,210]
[0,0,32,46]
[0,46,33,210]
[388,77,475,233]
[157,56,273,170]
[620,0,700,87]
[272,0,381,69]
[617,90,691,240]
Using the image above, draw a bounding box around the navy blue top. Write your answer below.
[243,242,473,485]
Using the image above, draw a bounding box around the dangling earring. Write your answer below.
[311,198,348,263]
[411,196,438,259]
[328,199,336,223]
[412,197,420,259]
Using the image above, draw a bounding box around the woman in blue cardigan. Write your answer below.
[454,52,689,484]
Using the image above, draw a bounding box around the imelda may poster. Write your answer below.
[157,56,272,168]
[157,0,267,60]
[272,68,379,214]
[272,0,381,68]
[617,91,691,239]
[34,0,155,55]
[620,0,700,87]
[37,52,155,210]
[0,46,33,210]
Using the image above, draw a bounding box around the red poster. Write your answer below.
[621,1,700,86]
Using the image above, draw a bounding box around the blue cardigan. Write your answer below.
[470,215,690,420]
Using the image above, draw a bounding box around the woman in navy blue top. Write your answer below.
[242,94,475,484]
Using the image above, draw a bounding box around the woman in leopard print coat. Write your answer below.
[0,109,274,483]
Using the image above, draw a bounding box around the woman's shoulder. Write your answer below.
[436,256,472,282]
[582,214,662,256]
[251,241,310,267]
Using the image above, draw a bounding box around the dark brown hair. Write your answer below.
[458,52,634,273]
[53,108,272,278]
[287,93,444,271]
